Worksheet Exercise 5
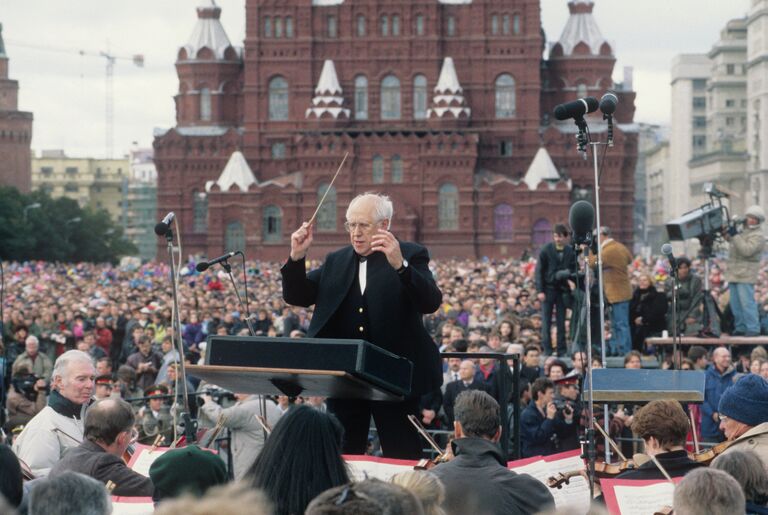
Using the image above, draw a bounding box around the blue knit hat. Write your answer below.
[718,374,768,426]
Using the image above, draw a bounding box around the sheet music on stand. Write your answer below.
[343,455,417,481]
[110,497,154,515]
[601,478,682,515]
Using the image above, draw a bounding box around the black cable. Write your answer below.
[240,252,252,322]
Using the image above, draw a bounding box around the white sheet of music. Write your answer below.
[127,445,169,477]
[344,457,415,481]
[602,480,677,515]
[110,498,154,515]
[510,453,590,515]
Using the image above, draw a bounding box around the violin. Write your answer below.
[547,458,640,489]
[407,414,451,470]
[122,444,135,465]
[691,439,733,465]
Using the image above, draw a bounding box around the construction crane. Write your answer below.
[7,39,144,158]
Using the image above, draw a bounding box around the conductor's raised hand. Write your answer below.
[371,229,404,269]
[290,221,313,261]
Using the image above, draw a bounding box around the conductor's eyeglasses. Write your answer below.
[344,221,374,232]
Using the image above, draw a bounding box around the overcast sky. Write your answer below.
[1,1,752,158]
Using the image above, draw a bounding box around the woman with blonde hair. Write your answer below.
[390,470,447,515]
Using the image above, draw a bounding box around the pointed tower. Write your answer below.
[175,1,243,127]
[306,60,350,121]
[0,23,33,192]
[427,57,470,125]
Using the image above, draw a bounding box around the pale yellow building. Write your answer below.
[31,149,128,223]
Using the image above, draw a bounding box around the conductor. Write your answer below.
[281,193,443,458]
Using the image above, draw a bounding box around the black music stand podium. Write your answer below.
[186,336,413,402]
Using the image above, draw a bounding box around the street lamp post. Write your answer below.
[23,202,41,222]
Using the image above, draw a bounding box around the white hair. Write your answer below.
[346,193,394,227]
[25,335,39,346]
[52,350,95,382]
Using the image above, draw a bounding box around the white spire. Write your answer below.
[306,59,350,119]
[213,151,256,192]
[523,148,561,190]
[427,57,470,119]
[181,3,238,60]
[555,0,611,56]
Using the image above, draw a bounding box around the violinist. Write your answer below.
[432,390,554,515]
[716,374,768,467]
[49,398,154,497]
[616,400,703,480]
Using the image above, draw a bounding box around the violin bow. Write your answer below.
[648,453,674,483]
[593,420,627,461]
[407,414,445,456]
[307,152,349,226]
[256,414,272,437]
[689,410,700,454]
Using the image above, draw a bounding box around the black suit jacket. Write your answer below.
[443,379,491,424]
[281,242,442,396]
[535,242,577,293]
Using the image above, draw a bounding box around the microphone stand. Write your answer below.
[670,261,680,369]
[161,227,196,444]
[578,236,597,498]
[219,254,256,337]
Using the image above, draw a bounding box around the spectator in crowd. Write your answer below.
[93,375,114,400]
[49,398,153,497]
[93,316,113,356]
[553,376,581,451]
[153,482,273,515]
[199,392,282,480]
[126,335,163,391]
[618,400,704,479]
[724,205,766,336]
[520,344,544,385]
[5,365,47,430]
[12,335,53,381]
[442,356,461,390]
[535,224,577,357]
[673,468,745,515]
[155,335,179,384]
[717,373,768,467]
[442,360,489,426]
[687,345,709,370]
[149,445,227,503]
[13,350,95,476]
[702,346,738,443]
[306,479,425,515]
[95,357,113,380]
[29,471,111,515]
[247,404,350,515]
[590,226,633,357]
[547,359,567,380]
[520,377,573,457]
[666,257,703,336]
[0,444,23,510]
[77,332,107,362]
[624,350,643,369]
[115,364,141,400]
[391,470,446,515]
[433,390,554,515]
[712,449,768,514]
[629,273,667,352]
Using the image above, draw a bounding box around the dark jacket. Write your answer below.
[615,450,704,480]
[520,401,568,458]
[432,437,554,515]
[443,379,490,425]
[535,242,577,293]
[49,440,154,497]
[701,364,738,439]
[629,286,668,334]
[281,242,442,395]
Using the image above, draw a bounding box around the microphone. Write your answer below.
[154,212,175,236]
[599,92,618,116]
[569,200,595,245]
[196,251,239,272]
[661,243,676,271]
[554,97,599,121]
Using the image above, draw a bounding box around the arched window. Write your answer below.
[381,75,401,120]
[392,15,400,36]
[193,191,208,233]
[415,14,425,35]
[494,204,513,240]
[491,15,499,35]
[532,219,552,250]
[225,221,246,253]
[438,183,459,230]
[391,155,403,183]
[372,155,384,183]
[275,17,283,38]
[269,76,289,121]
[502,14,510,35]
[286,17,294,37]
[357,15,366,36]
[513,14,521,35]
[316,184,337,231]
[413,74,428,120]
[327,15,337,37]
[264,17,272,37]
[380,15,389,36]
[199,87,211,121]
[263,205,282,242]
[495,74,516,118]
[446,16,456,36]
[354,75,368,120]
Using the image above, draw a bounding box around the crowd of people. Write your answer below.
[0,197,767,513]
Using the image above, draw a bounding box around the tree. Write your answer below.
[0,186,137,263]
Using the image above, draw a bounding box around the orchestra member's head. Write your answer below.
[84,398,137,459]
[630,400,688,456]
[453,390,501,443]
[718,374,768,441]
[673,468,744,515]
[711,450,768,509]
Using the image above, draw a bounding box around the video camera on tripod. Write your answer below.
[665,182,737,245]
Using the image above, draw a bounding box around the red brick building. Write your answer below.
[0,23,33,192]
[154,0,637,260]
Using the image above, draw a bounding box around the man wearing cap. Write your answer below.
[94,375,114,400]
[553,376,582,451]
[724,205,766,336]
[49,398,154,497]
[717,374,768,467]
[149,445,227,502]
[139,384,173,444]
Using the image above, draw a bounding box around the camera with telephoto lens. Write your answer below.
[553,398,574,417]
[196,385,236,406]
[12,374,49,400]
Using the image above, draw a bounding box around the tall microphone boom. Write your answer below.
[661,243,676,271]
[599,92,618,116]
[554,97,599,121]
[569,200,595,245]
[196,251,239,272]
[154,212,175,236]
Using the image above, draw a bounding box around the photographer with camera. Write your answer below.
[12,335,53,383]
[535,224,577,356]
[520,377,574,457]
[138,384,174,445]
[5,365,47,431]
[553,376,581,451]
[724,205,766,336]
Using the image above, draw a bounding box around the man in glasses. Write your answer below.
[282,192,442,458]
[49,398,154,497]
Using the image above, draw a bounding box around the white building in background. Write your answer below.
[747,1,768,208]
[124,147,157,261]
